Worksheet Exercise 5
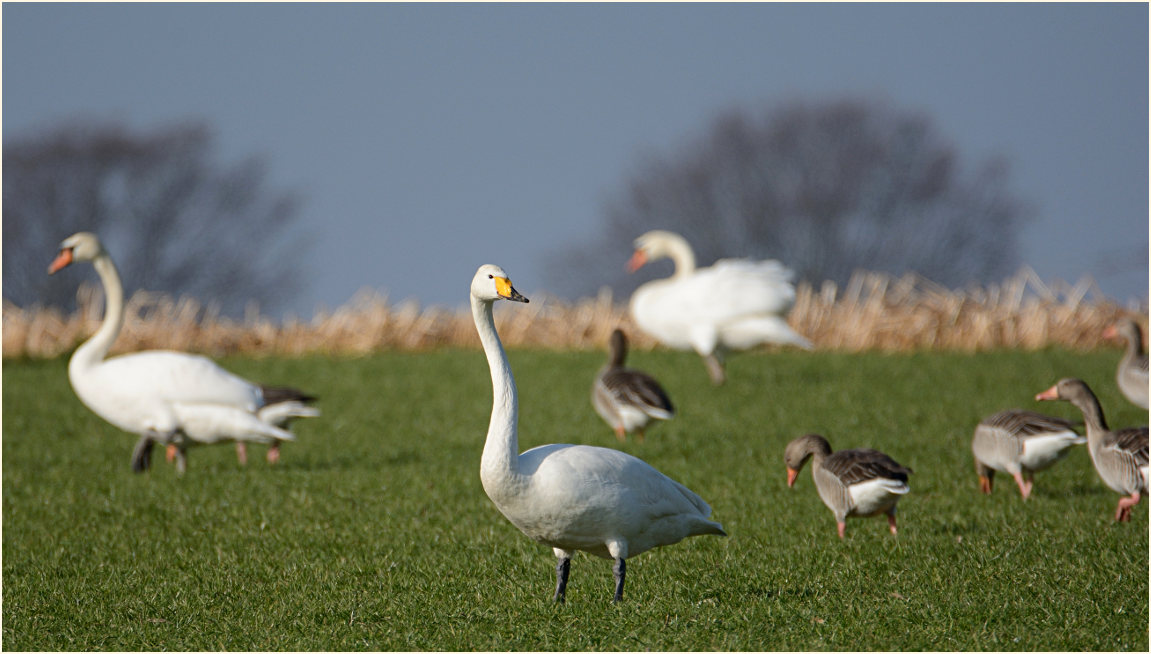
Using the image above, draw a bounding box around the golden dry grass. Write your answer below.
[3,267,1144,359]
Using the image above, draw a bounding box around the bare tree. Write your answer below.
[546,98,1031,298]
[3,121,307,315]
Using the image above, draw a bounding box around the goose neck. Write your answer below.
[1070,390,1110,440]
[1125,327,1144,360]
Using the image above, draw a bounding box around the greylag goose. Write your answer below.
[1103,318,1149,409]
[971,409,1085,499]
[627,230,812,384]
[1036,378,1148,522]
[784,433,912,539]
[471,265,725,603]
[48,232,319,474]
[591,328,675,442]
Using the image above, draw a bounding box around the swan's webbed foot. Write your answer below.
[612,557,626,602]
[554,556,571,603]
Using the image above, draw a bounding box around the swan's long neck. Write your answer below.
[472,295,524,493]
[665,237,697,278]
[70,254,125,373]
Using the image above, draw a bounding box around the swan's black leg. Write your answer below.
[131,435,154,473]
[612,557,626,602]
[554,556,571,603]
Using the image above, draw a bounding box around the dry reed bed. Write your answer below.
[4,268,1144,359]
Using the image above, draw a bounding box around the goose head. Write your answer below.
[1103,318,1144,349]
[1035,377,1090,404]
[627,230,691,272]
[784,433,833,487]
[471,264,529,304]
[48,232,105,274]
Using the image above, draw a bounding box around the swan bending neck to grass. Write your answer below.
[47,231,318,474]
[470,264,725,603]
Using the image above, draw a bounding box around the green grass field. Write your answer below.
[3,347,1147,650]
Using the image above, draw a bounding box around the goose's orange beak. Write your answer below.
[48,248,73,275]
[626,250,647,273]
[787,467,799,488]
[1035,385,1060,402]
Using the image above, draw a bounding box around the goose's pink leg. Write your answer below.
[978,475,993,494]
[837,521,846,539]
[1115,492,1141,522]
[1012,471,1032,500]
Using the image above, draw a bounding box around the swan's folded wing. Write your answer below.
[665,259,798,321]
[94,350,261,410]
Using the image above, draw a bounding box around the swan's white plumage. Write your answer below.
[48,232,317,470]
[470,264,723,599]
[627,231,811,382]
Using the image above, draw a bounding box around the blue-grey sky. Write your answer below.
[4,2,1147,315]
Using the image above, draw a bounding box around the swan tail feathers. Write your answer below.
[258,401,321,426]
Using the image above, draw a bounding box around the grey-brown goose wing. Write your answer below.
[822,448,912,486]
[260,385,317,406]
[1103,426,1150,467]
[984,409,1078,437]
[601,368,674,416]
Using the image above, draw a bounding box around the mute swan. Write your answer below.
[627,230,812,384]
[471,264,725,602]
[784,433,912,539]
[48,232,319,474]
[971,409,1085,499]
[1103,319,1149,410]
[591,328,675,442]
[1036,378,1148,522]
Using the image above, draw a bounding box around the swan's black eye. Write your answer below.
[488,274,493,279]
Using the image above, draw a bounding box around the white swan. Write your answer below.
[48,232,319,474]
[627,230,812,384]
[471,264,725,602]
